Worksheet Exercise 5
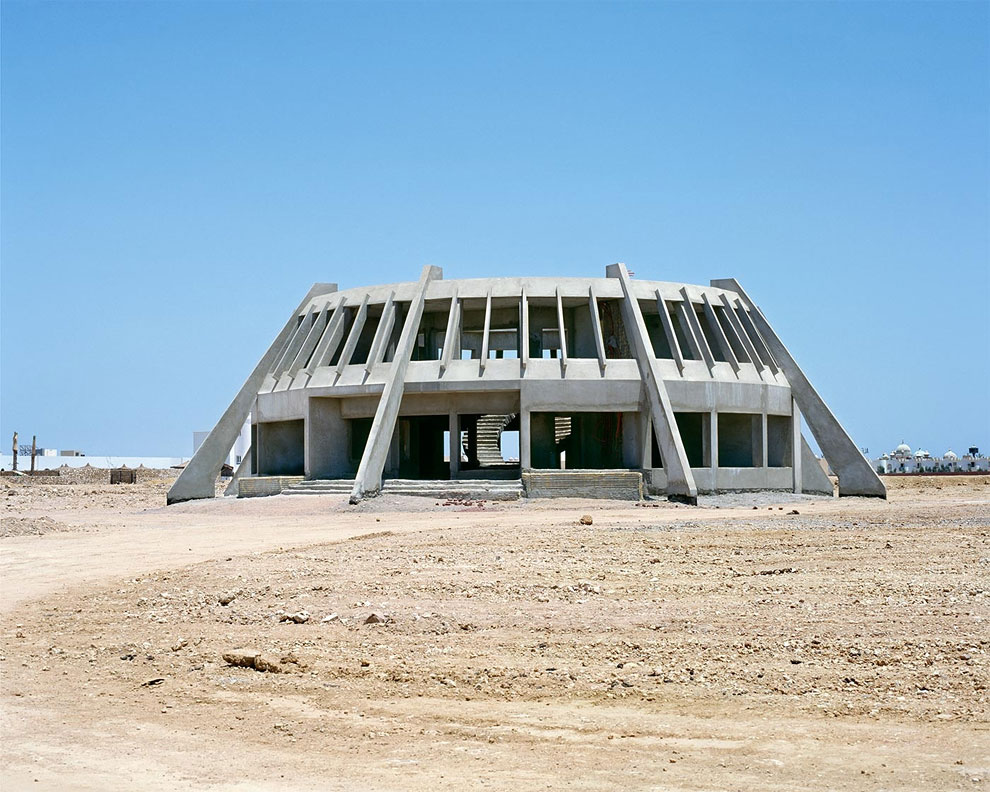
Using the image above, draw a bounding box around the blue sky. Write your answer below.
[2,1,987,458]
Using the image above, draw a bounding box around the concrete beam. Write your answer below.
[439,288,459,374]
[334,293,369,381]
[167,282,337,504]
[555,287,568,374]
[675,300,707,369]
[702,293,740,373]
[719,292,763,373]
[588,286,607,372]
[287,301,332,376]
[731,297,779,374]
[366,291,396,375]
[656,290,685,373]
[713,278,886,498]
[679,287,716,374]
[480,289,492,373]
[607,264,697,503]
[306,298,349,373]
[350,265,442,502]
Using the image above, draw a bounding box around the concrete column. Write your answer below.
[640,415,653,469]
[449,411,460,477]
[350,265,442,502]
[167,282,337,504]
[792,397,803,494]
[761,413,769,469]
[712,278,885,499]
[709,409,718,486]
[607,263,697,503]
[520,408,532,470]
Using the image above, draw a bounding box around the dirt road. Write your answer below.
[1,475,987,790]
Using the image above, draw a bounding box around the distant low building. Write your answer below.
[873,442,988,474]
[193,415,251,470]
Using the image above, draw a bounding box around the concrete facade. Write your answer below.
[168,266,885,504]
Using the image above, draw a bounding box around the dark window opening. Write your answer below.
[674,412,706,467]
[718,413,761,468]
[767,415,792,467]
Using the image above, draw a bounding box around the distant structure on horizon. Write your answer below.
[873,442,988,474]
[167,265,886,505]
[193,416,250,470]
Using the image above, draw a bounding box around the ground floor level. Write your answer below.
[244,388,831,495]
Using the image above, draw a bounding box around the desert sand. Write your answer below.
[1,473,987,790]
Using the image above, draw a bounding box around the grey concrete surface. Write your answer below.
[713,278,886,498]
[350,265,442,502]
[171,268,879,505]
[166,283,336,504]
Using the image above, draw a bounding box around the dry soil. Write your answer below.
[1,473,988,791]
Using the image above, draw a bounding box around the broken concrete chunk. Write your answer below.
[222,650,284,673]
[222,650,260,668]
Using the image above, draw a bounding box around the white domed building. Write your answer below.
[873,443,987,474]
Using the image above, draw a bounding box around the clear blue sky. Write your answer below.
[2,1,987,458]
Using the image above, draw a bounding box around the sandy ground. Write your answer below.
[1,474,988,791]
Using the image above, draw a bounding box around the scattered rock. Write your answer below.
[218,591,240,606]
[280,611,310,624]
[364,612,385,625]
[788,509,800,515]
[253,655,285,673]
[579,515,593,525]
[321,613,340,623]
[141,678,165,687]
[222,650,284,673]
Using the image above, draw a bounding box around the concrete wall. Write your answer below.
[257,420,305,476]
[306,398,351,479]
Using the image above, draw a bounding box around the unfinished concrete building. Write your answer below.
[167,265,885,505]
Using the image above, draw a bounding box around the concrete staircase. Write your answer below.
[282,479,355,495]
[467,413,517,466]
[284,478,523,500]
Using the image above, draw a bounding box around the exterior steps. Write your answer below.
[283,478,523,500]
[282,479,355,495]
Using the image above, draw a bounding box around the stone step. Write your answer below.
[283,478,523,500]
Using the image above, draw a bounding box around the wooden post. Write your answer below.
[11,432,17,472]
[31,435,36,474]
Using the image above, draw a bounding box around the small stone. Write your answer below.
[280,611,310,624]
[253,655,284,673]
[788,509,800,515]
[321,613,340,623]
[364,612,384,625]
[579,515,593,525]
[218,591,240,606]
[222,650,260,669]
